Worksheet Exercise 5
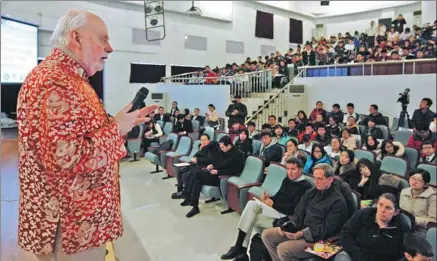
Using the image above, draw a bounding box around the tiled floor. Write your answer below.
[1,132,240,261]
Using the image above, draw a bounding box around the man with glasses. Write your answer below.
[261,163,349,261]
[419,141,436,164]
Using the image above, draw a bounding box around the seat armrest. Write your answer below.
[427,222,437,228]
[237,182,263,189]
[169,155,184,159]
[218,175,231,179]
[158,149,174,154]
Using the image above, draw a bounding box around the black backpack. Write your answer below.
[249,234,272,261]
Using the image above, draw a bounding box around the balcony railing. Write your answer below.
[161,70,273,97]
[297,58,437,78]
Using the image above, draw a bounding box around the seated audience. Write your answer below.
[171,134,219,199]
[315,125,332,147]
[295,110,309,131]
[412,98,435,131]
[229,122,246,143]
[338,193,410,261]
[153,106,170,122]
[361,118,384,141]
[352,158,383,203]
[206,104,220,129]
[312,114,325,131]
[343,103,360,124]
[419,141,436,164]
[235,130,253,157]
[171,109,180,125]
[268,115,278,130]
[341,129,357,150]
[400,169,436,236]
[362,134,382,161]
[407,129,436,151]
[346,116,360,135]
[325,137,344,163]
[402,233,434,261]
[328,103,344,124]
[381,140,405,160]
[173,114,193,136]
[262,163,349,261]
[303,143,331,174]
[334,150,357,177]
[141,120,163,152]
[298,124,317,142]
[281,139,306,165]
[298,134,315,153]
[170,101,179,117]
[184,108,192,121]
[247,121,261,140]
[181,136,245,217]
[259,131,283,167]
[220,158,312,260]
[309,101,327,122]
[273,125,290,146]
[285,119,299,139]
[326,116,342,137]
[192,107,205,127]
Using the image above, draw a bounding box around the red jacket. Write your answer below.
[229,125,246,143]
[309,108,327,122]
[298,131,317,143]
[407,133,437,151]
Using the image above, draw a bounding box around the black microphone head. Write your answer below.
[138,87,149,97]
[129,87,149,113]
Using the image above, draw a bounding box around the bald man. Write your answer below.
[17,10,157,260]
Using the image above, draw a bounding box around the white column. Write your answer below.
[421,0,437,24]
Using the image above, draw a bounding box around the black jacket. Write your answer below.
[326,124,341,137]
[235,138,253,157]
[194,141,220,168]
[285,128,299,139]
[328,111,344,125]
[362,113,386,126]
[153,113,170,123]
[411,108,435,130]
[192,115,205,127]
[340,208,409,261]
[292,184,349,242]
[361,126,383,141]
[225,102,248,126]
[271,177,312,215]
[259,142,283,167]
[302,50,316,66]
[173,120,193,135]
[315,134,332,147]
[213,146,245,176]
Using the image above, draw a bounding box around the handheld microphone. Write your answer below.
[128,87,149,113]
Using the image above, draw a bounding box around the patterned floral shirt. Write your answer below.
[17,48,126,255]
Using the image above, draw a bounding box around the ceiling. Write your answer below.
[256,1,419,18]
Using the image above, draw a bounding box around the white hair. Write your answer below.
[50,10,89,48]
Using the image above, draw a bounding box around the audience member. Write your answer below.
[192,108,205,126]
[325,136,344,162]
[381,140,405,160]
[298,124,317,143]
[402,233,434,261]
[341,129,357,150]
[429,114,436,133]
[343,103,360,124]
[281,139,305,165]
[412,98,435,131]
[247,121,261,140]
[303,143,331,174]
[171,109,180,125]
[229,122,247,143]
[298,134,315,153]
[419,141,436,164]
[362,134,382,160]
[338,193,409,261]
[262,163,348,261]
[206,104,220,129]
[182,136,245,217]
[326,116,342,137]
[225,95,248,126]
[173,114,194,136]
[153,106,170,122]
[220,158,312,261]
[334,150,357,177]
[309,101,327,122]
[234,129,253,157]
[400,169,436,236]
[329,103,344,124]
[346,116,360,135]
[267,115,278,130]
[315,125,332,147]
[312,114,325,131]
[361,117,384,141]
[407,129,436,151]
[141,120,163,152]
[285,119,299,138]
[259,131,283,167]
[353,159,382,203]
[273,125,290,146]
[295,110,309,131]
[362,104,386,126]
[170,101,179,117]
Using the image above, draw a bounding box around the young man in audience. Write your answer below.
[343,103,360,124]
[361,117,384,141]
[191,107,205,127]
[246,121,260,140]
[220,158,312,261]
[412,98,435,131]
[329,103,344,124]
[309,101,327,122]
[298,134,315,153]
[298,123,317,143]
[259,131,283,167]
[407,128,436,151]
[402,233,434,261]
[362,104,386,126]
[153,106,170,122]
[285,119,300,139]
[182,136,245,218]
[419,141,437,164]
[173,114,193,136]
[315,125,332,147]
[261,163,349,261]
[268,115,278,130]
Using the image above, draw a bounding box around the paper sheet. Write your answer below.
[254,198,286,219]
[173,162,191,167]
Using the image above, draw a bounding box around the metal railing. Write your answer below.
[161,70,273,97]
[297,58,437,77]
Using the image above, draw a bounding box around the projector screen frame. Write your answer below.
[1,15,39,85]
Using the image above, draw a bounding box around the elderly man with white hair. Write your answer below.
[16,10,157,260]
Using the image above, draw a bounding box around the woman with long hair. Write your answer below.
[206,104,220,129]
[380,139,405,160]
[362,134,382,160]
[281,138,306,165]
[295,110,308,131]
[141,120,163,152]
[303,143,331,174]
[273,125,290,146]
[235,129,253,157]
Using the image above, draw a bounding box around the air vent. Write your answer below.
[321,1,330,6]
[289,85,305,93]
[413,10,422,16]
[316,24,324,29]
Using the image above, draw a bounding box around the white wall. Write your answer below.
[294,74,437,122]
[422,1,437,26]
[315,2,421,37]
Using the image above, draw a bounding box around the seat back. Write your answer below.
[239,156,264,183]
[380,156,409,177]
[218,118,225,130]
[191,120,200,132]
[393,130,413,145]
[376,125,389,140]
[354,149,376,163]
[351,190,362,210]
[358,125,366,136]
[404,147,419,169]
[426,227,436,260]
[353,134,362,148]
[252,140,263,156]
[188,140,201,157]
[156,120,164,129]
[262,163,287,195]
[166,133,179,150]
[383,116,389,127]
[163,122,173,135]
[303,174,315,187]
[204,127,215,141]
[233,136,239,145]
[399,210,416,232]
[417,163,437,187]
[391,117,399,133]
[174,136,192,155]
[215,132,229,142]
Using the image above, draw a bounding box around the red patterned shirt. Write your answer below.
[17,48,126,254]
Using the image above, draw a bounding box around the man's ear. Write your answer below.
[69,29,81,46]
[394,209,401,216]
[403,252,412,261]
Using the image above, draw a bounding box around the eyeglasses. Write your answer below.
[314,150,322,153]
[410,177,424,183]
[314,177,327,181]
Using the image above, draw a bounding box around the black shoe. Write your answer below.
[186,207,200,218]
[180,199,190,206]
[221,246,242,260]
[171,192,184,199]
[233,254,249,261]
